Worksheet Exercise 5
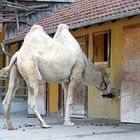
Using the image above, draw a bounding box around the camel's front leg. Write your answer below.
[3,64,21,130]
[62,82,75,125]
[64,87,74,126]
[64,77,82,126]
[64,80,79,126]
[64,60,84,126]
[61,83,69,113]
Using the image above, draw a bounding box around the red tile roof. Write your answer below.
[4,0,140,44]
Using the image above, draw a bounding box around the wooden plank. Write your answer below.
[49,83,58,112]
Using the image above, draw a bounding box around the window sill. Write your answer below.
[94,62,110,67]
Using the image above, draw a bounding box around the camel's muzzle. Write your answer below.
[101,87,117,98]
[102,92,115,98]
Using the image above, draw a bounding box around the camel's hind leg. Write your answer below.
[17,54,50,128]
[27,80,50,128]
[3,64,21,130]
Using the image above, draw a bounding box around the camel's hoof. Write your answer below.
[41,124,51,129]
[7,126,17,130]
[64,121,75,126]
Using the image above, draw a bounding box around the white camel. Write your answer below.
[0,24,110,130]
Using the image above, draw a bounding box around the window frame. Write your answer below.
[92,30,111,67]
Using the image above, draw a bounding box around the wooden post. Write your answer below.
[15,10,19,31]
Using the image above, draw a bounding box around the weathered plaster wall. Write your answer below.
[121,24,140,123]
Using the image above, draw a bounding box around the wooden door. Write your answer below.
[69,35,88,118]
[121,24,140,123]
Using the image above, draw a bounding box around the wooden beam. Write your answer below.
[15,10,20,31]
[0,19,31,26]
[3,35,25,45]
[29,4,49,9]
[3,1,30,11]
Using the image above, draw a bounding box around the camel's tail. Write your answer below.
[0,52,18,77]
[0,67,10,77]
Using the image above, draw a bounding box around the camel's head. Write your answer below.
[99,70,117,98]
[95,67,116,98]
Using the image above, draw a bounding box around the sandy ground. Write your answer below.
[0,112,140,140]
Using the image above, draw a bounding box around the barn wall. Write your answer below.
[71,15,140,120]
[1,15,140,117]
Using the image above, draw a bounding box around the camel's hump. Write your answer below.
[30,24,44,32]
[57,24,69,32]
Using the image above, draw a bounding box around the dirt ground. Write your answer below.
[0,111,140,140]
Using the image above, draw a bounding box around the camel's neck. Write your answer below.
[83,59,102,86]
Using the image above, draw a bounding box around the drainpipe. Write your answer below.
[1,41,12,63]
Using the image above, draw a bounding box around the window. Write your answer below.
[93,30,111,66]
